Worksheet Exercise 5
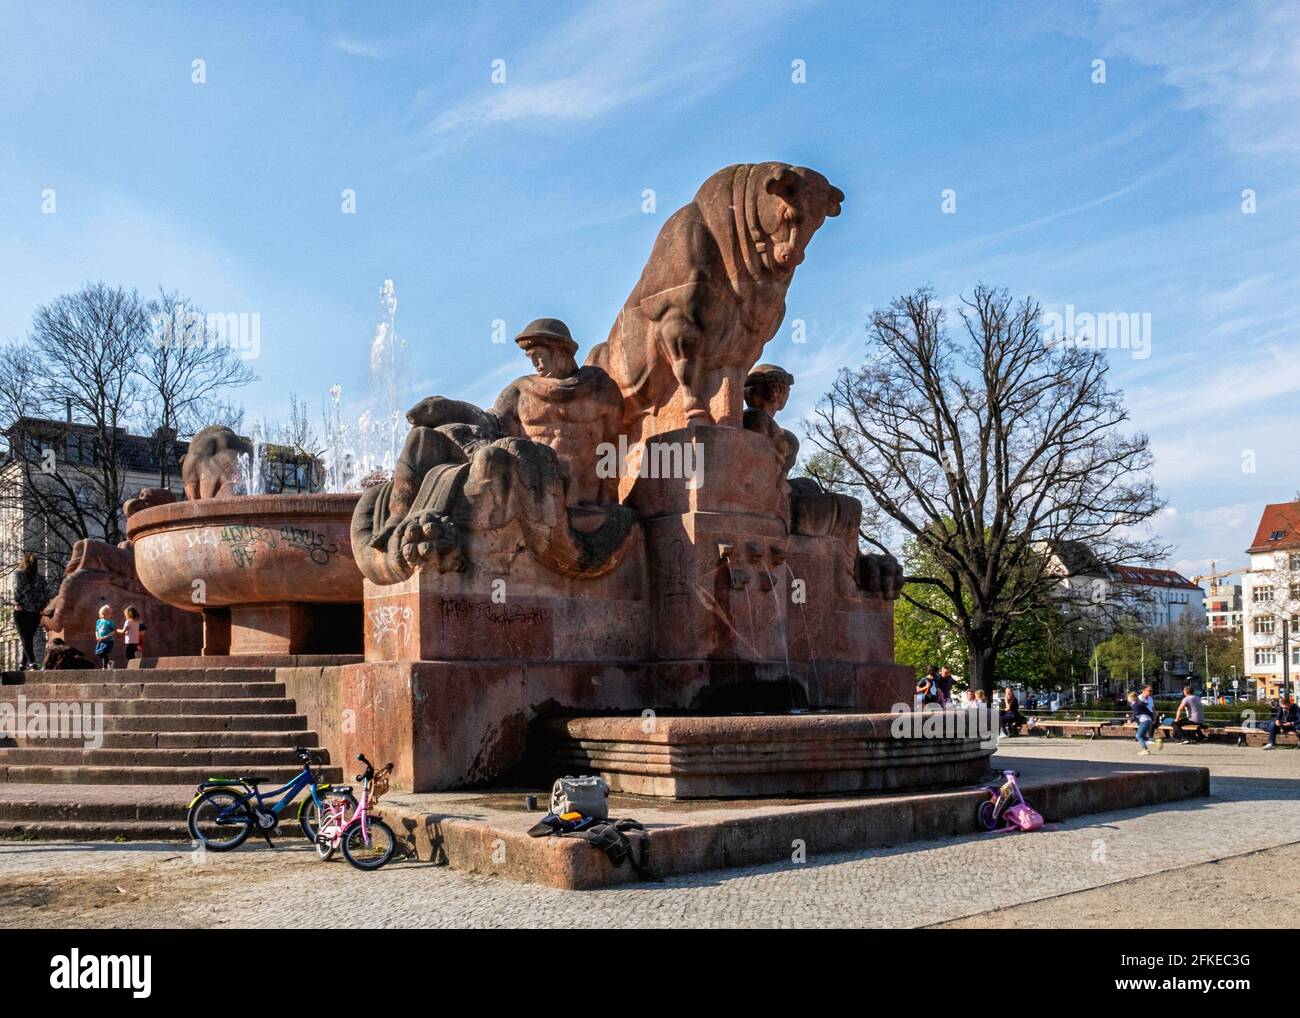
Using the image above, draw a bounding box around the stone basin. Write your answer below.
[126,493,364,656]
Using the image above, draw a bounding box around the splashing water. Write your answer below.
[235,421,265,495]
[321,279,409,493]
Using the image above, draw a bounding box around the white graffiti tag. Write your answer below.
[368,605,413,652]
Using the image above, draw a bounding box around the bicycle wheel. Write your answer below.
[187,787,253,851]
[299,790,357,845]
[340,818,396,871]
[977,799,1000,832]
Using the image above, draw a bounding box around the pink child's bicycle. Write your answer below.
[977,769,1044,832]
[314,753,397,870]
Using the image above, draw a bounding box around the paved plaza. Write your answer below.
[3,737,1296,929]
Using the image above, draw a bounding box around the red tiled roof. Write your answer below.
[1109,566,1201,590]
[1247,502,1300,555]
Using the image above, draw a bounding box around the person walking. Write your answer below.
[12,553,51,670]
[1261,696,1298,750]
[1172,685,1205,744]
[1128,691,1156,754]
[93,604,115,670]
[1141,684,1163,750]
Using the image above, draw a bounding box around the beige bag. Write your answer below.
[550,775,609,819]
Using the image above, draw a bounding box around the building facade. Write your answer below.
[1241,502,1300,701]
[0,417,322,669]
[1204,581,1243,631]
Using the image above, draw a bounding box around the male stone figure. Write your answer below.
[741,362,905,601]
[374,319,624,550]
[356,319,635,583]
[742,363,798,476]
[492,318,626,508]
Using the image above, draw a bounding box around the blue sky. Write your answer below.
[1,0,1296,577]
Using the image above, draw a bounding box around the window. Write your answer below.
[1255,649,1277,666]
[1290,554,1300,571]
[1255,616,1275,636]
[1254,586,1275,603]
[1270,529,1288,541]
[1291,583,1300,601]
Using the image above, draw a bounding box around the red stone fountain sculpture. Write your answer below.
[129,162,992,794]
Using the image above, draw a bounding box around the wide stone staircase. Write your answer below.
[0,666,341,840]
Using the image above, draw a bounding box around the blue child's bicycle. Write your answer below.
[186,746,356,851]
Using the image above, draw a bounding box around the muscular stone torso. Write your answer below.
[494,366,625,507]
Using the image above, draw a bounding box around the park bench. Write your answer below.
[1219,725,1300,747]
[1157,721,1208,743]
[1028,718,1105,739]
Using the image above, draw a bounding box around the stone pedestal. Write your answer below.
[539,713,996,798]
[344,424,912,792]
[335,658,913,791]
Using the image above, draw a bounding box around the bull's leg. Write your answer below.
[705,366,745,426]
[657,309,711,422]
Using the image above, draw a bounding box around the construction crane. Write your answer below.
[1191,561,1247,587]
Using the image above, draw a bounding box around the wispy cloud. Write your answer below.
[333,37,382,59]
[1090,0,1300,158]
[418,0,788,147]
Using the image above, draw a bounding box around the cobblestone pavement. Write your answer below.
[2,738,1296,928]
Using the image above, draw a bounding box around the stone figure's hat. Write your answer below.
[515,318,578,355]
[745,363,795,388]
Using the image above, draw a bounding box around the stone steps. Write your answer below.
[0,682,286,700]
[11,697,300,716]
[0,746,323,766]
[104,713,310,732]
[0,764,342,785]
[0,665,341,802]
[3,730,318,750]
[7,667,279,686]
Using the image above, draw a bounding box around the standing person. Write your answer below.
[1172,685,1205,744]
[1141,684,1163,750]
[116,605,141,664]
[1001,687,1024,737]
[936,666,956,707]
[12,553,51,670]
[94,605,115,670]
[916,665,940,707]
[1128,691,1156,754]
[1261,696,1299,750]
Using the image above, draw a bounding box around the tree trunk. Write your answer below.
[968,640,998,696]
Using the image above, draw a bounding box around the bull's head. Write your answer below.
[752,164,843,274]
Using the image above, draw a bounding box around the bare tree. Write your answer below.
[806,285,1166,693]
[0,282,256,566]
[139,290,257,488]
[0,283,148,548]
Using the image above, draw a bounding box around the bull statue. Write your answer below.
[589,162,843,444]
[181,425,250,499]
